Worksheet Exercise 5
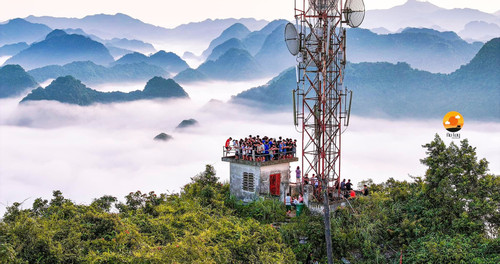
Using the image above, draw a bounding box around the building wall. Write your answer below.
[259,163,291,202]
[229,163,260,203]
[229,162,293,203]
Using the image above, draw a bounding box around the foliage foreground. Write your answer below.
[1,135,499,263]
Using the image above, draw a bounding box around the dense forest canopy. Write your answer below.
[1,135,499,263]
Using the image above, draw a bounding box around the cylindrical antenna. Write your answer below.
[293,89,298,127]
[346,89,353,126]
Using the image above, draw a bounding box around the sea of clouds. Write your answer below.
[1,80,499,216]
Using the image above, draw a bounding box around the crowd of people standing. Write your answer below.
[295,167,370,200]
[225,135,297,162]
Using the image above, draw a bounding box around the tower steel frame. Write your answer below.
[295,0,349,200]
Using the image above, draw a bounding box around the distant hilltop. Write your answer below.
[21,76,189,106]
[0,64,38,98]
[5,29,114,70]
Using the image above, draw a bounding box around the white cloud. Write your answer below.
[1,87,499,217]
[445,121,451,125]
[455,115,461,119]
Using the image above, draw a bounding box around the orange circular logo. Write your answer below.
[443,111,464,132]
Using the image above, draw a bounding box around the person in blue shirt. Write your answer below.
[264,142,270,161]
[279,141,285,159]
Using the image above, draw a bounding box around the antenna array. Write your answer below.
[285,1,364,263]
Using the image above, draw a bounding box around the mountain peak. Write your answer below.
[453,37,500,79]
[380,0,441,13]
[401,27,462,42]
[221,23,250,36]
[8,18,30,25]
[21,75,189,105]
[403,0,440,8]
[143,76,189,98]
[45,29,68,40]
[0,64,39,98]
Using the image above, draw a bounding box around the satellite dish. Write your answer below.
[344,0,365,28]
[284,23,300,56]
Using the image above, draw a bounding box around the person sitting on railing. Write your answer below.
[225,137,232,151]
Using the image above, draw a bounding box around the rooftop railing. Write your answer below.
[222,146,297,163]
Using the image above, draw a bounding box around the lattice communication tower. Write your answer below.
[285,1,364,262]
[286,0,365,200]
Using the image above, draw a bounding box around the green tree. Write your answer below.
[421,134,499,236]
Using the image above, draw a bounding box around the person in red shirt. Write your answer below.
[349,189,356,199]
[225,137,232,150]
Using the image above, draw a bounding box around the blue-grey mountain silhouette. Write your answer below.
[114,51,188,73]
[348,27,483,73]
[364,0,499,38]
[459,21,500,42]
[106,38,156,54]
[0,18,52,46]
[201,23,251,59]
[197,48,263,81]
[0,64,38,98]
[25,14,267,47]
[176,119,199,129]
[254,24,296,75]
[5,30,114,70]
[0,42,29,56]
[28,61,167,85]
[234,38,500,120]
[242,19,289,55]
[173,68,208,83]
[206,38,247,61]
[21,75,188,105]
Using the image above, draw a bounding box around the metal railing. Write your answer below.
[222,146,296,162]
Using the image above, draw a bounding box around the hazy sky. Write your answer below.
[2,0,499,28]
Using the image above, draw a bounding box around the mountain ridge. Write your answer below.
[21,75,189,105]
[364,0,500,41]
[4,30,114,70]
[113,51,188,73]
[233,38,500,120]
[28,61,167,85]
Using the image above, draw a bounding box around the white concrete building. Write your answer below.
[222,157,299,203]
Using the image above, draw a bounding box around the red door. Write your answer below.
[270,174,281,196]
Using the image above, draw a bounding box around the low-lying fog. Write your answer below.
[92,77,270,105]
[1,80,499,216]
[0,56,11,65]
